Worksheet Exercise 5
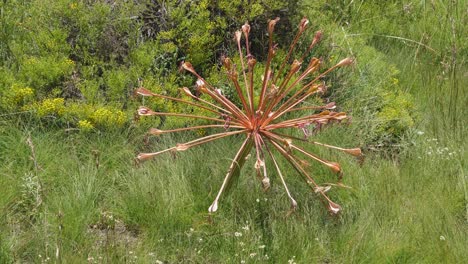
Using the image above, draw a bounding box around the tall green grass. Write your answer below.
[1,0,467,263]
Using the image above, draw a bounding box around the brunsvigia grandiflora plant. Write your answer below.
[136,17,362,215]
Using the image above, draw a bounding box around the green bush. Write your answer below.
[1,0,418,147]
[299,0,417,149]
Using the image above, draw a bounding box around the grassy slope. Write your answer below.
[1,1,467,264]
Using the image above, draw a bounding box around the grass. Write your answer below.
[1,1,467,263]
[0,116,466,263]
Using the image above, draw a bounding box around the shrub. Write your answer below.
[299,1,417,150]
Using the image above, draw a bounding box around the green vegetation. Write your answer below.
[0,0,466,263]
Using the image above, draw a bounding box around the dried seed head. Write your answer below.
[234,30,242,43]
[326,162,342,174]
[316,84,327,94]
[343,148,362,157]
[324,102,336,110]
[222,56,232,71]
[135,87,154,97]
[327,200,341,215]
[242,22,251,36]
[290,198,298,210]
[254,159,265,169]
[332,112,347,121]
[267,17,280,35]
[137,106,153,116]
[290,59,302,74]
[308,84,321,94]
[262,177,270,191]
[196,79,206,89]
[180,87,194,97]
[137,153,155,161]
[336,57,354,67]
[312,30,323,46]
[308,57,320,69]
[208,200,218,213]
[148,128,164,135]
[228,69,238,81]
[299,17,309,32]
[247,57,257,69]
[181,61,197,74]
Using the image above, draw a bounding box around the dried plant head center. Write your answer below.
[136,17,361,215]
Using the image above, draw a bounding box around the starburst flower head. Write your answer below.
[136,17,362,215]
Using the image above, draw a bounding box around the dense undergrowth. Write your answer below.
[0,0,467,263]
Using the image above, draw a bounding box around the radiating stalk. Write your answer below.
[138,106,244,126]
[263,137,297,211]
[136,87,229,116]
[268,58,353,122]
[266,137,341,215]
[235,31,252,115]
[148,124,244,136]
[271,18,309,85]
[209,135,253,213]
[138,130,247,161]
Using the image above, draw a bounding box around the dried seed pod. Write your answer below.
[298,17,309,32]
[267,17,280,35]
